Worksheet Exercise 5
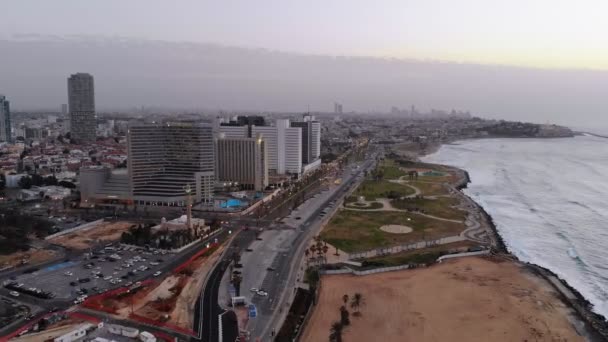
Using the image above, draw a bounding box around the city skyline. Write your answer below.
[1,37,607,129]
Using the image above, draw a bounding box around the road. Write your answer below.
[196,150,376,342]
[198,229,258,342]
[254,153,377,340]
[197,153,377,342]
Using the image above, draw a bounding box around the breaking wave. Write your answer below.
[423,135,608,319]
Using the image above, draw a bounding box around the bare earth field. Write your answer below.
[301,256,583,342]
[50,221,134,250]
[0,248,56,269]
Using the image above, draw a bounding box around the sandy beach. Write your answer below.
[301,256,584,342]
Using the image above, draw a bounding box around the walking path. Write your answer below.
[341,174,491,258]
[344,197,463,223]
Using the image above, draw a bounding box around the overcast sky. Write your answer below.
[1,1,608,128]
[3,0,608,70]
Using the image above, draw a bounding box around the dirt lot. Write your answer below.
[301,257,583,342]
[0,248,56,269]
[50,221,134,250]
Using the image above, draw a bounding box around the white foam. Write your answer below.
[423,136,608,319]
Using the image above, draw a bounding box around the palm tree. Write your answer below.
[322,245,329,263]
[340,305,350,326]
[351,292,364,316]
[329,321,343,342]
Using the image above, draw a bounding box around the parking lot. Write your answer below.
[10,244,175,303]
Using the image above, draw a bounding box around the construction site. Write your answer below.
[81,241,225,335]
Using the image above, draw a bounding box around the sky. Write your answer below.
[1,1,607,128]
[3,0,608,70]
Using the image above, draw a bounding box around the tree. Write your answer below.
[342,294,349,305]
[58,180,76,189]
[329,321,343,342]
[322,245,329,263]
[350,292,364,316]
[44,175,58,186]
[0,174,5,190]
[31,174,44,187]
[339,305,350,326]
[18,176,33,189]
[232,273,243,296]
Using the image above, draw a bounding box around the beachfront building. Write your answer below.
[128,122,215,206]
[219,118,303,176]
[215,133,268,191]
[68,73,96,143]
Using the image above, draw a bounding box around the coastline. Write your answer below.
[419,140,608,341]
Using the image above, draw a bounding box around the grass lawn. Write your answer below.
[362,241,477,267]
[409,181,449,196]
[321,209,465,253]
[355,180,415,201]
[391,197,466,221]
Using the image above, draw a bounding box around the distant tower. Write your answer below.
[334,102,343,114]
[0,95,11,143]
[61,104,68,115]
[68,73,96,143]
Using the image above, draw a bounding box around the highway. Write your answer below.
[197,149,377,342]
[255,152,377,340]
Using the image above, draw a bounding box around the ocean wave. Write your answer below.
[423,136,608,319]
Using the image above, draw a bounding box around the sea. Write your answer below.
[422,134,608,319]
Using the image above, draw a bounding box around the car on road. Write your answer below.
[249,288,259,293]
[256,290,268,297]
[103,276,112,281]
[9,291,19,297]
[266,267,276,271]
[153,271,162,277]
[64,271,73,276]
[69,281,77,286]
[245,248,253,252]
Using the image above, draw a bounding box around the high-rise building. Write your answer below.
[216,134,268,191]
[128,122,215,206]
[0,95,11,143]
[220,115,265,138]
[68,73,96,143]
[291,121,312,164]
[251,119,302,175]
[219,118,303,176]
[291,114,321,164]
[311,121,321,160]
[334,102,343,114]
[61,104,68,115]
